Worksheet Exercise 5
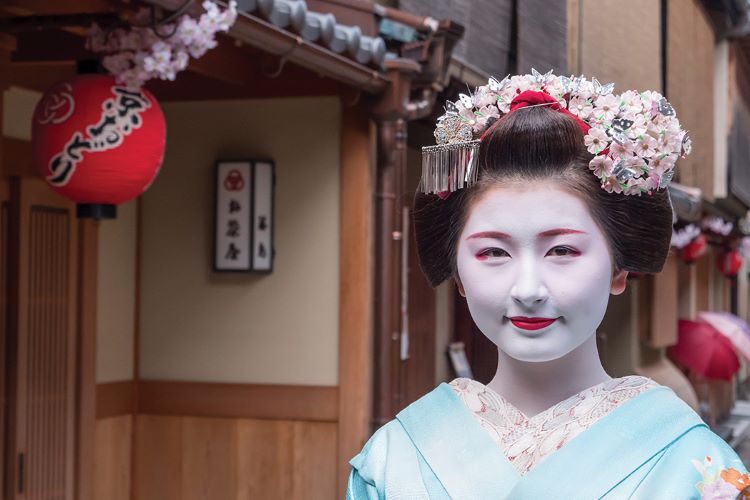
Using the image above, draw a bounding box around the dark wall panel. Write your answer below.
[517,0,568,74]
[399,0,513,77]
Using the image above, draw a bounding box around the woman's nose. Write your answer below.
[509,261,549,307]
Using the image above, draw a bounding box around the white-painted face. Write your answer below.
[456,181,627,362]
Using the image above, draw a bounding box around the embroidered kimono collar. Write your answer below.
[395,384,705,499]
[450,376,659,474]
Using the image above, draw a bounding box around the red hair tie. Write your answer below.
[480,90,590,140]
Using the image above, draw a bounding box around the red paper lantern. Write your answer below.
[31,75,166,218]
[681,234,707,263]
[717,249,743,277]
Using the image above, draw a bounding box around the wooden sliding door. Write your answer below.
[5,177,78,500]
[1,177,9,497]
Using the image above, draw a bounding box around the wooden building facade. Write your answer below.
[0,0,465,498]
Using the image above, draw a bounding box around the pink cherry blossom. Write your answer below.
[649,154,676,175]
[87,0,238,88]
[609,141,631,158]
[602,175,623,194]
[569,96,594,120]
[472,88,497,108]
[584,127,609,154]
[620,90,642,112]
[636,136,657,157]
[593,94,619,121]
[589,155,613,177]
[625,154,646,173]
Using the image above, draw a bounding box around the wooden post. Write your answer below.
[337,106,374,498]
[76,218,98,500]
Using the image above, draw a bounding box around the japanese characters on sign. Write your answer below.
[214,160,275,272]
[215,161,251,270]
[253,161,273,271]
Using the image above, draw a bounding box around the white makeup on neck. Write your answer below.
[456,180,625,363]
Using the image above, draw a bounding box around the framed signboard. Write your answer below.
[214,159,275,272]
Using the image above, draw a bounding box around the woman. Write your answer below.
[346,72,748,499]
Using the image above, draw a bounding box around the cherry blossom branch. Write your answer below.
[87,0,238,89]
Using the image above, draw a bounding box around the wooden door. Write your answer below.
[1,177,9,498]
[400,204,437,407]
[6,177,78,500]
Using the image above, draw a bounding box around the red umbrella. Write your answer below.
[669,319,740,381]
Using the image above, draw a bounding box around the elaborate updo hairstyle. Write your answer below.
[413,105,674,287]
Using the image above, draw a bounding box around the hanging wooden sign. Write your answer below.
[214,160,275,272]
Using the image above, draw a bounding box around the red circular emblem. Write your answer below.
[224,169,245,191]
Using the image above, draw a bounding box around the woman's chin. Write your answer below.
[490,333,583,363]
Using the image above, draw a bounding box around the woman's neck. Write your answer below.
[486,334,611,418]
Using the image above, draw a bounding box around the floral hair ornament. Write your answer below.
[421,69,692,198]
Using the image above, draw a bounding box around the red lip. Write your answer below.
[509,316,557,331]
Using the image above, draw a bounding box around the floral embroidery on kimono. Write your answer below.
[449,376,659,474]
[693,455,750,499]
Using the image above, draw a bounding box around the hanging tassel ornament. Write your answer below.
[421,140,480,195]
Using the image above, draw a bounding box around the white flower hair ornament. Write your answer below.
[421,69,692,198]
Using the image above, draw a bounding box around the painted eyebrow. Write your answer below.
[466,228,588,240]
[467,231,511,240]
[537,228,588,237]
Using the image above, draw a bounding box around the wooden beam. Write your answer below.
[337,105,374,498]
[97,381,135,419]
[1,138,37,178]
[146,61,343,100]
[7,62,77,92]
[10,29,96,63]
[0,0,119,16]
[185,36,259,87]
[137,381,339,422]
[76,217,99,500]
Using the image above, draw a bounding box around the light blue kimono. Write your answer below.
[347,384,748,499]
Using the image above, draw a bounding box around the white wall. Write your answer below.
[2,86,39,140]
[139,96,342,386]
[96,201,137,382]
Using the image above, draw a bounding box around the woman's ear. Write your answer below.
[610,268,628,295]
[454,274,466,297]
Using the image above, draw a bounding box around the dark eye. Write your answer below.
[547,246,578,257]
[478,248,510,258]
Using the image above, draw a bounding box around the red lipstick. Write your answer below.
[509,316,557,331]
